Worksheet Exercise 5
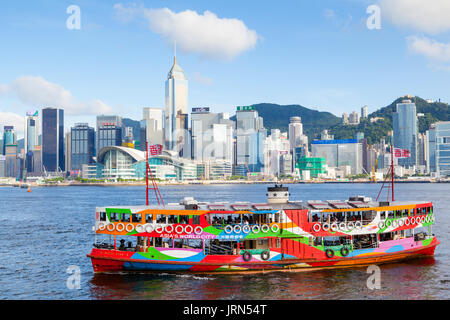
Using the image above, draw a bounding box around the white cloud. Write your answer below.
[0,76,113,116]
[113,4,260,60]
[0,112,24,135]
[380,0,450,34]
[407,36,450,62]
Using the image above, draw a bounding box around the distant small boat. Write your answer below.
[27,187,32,193]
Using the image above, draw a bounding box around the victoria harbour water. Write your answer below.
[0,183,448,300]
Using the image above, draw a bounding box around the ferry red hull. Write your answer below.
[87,239,439,274]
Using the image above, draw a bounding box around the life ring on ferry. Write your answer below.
[125,224,134,233]
[242,225,251,234]
[194,226,203,235]
[135,224,144,233]
[421,216,426,224]
[339,222,347,231]
[225,225,234,234]
[330,223,338,232]
[340,247,350,257]
[261,224,270,233]
[165,225,174,234]
[378,221,385,229]
[355,221,362,230]
[347,222,355,230]
[145,224,154,233]
[116,223,125,232]
[242,251,252,262]
[384,220,391,228]
[234,225,242,234]
[175,225,184,234]
[405,218,410,226]
[392,220,398,228]
[325,249,335,259]
[322,223,330,232]
[313,224,321,232]
[410,217,416,224]
[261,250,270,261]
[184,225,194,234]
[155,225,165,233]
[271,224,280,233]
[98,222,106,231]
[252,225,260,234]
[107,223,115,232]
[398,219,404,227]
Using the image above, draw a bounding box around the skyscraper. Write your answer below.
[393,99,418,167]
[191,108,235,163]
[140,107,164,151]
[361,105,368,119]
[71,123,95,171]
[2,126,16,155]
[430,122,450,177]
[96,115,123,155]
[24,111,39,173]
[42,108,65,172]
[24,111,39,154]
[165,54,188,155]
[235,106,266,174]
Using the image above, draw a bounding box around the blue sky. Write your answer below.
[1,0,450,137]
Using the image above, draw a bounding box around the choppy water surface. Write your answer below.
[0,183,448,299]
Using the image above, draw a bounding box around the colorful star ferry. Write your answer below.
[87,185,439,273]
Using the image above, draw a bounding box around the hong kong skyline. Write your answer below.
[2,0,450,137]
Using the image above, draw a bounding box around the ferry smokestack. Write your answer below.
[267,185,290,204]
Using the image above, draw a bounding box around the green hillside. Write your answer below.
[231,103,341,141]
[330,96,450,145]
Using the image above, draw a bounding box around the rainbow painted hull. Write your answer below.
[88,236,439,273]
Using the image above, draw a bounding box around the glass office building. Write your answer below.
[431,122,450,177]
[96,115,123,155]
[311,139,363,175]
[235,106,266,173]
[71,123,95,171]
[42,108,65,172]
[393,100,418,167]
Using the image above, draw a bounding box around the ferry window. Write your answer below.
[192,215,200,225]
[322,212,329,223]
[312,212,320,222]
[156,215,167,224]
[410,209,415,216]
[145,214,153,223]
[388,211,394,219]
[395,210,402,218]
[179,215,189,224]
[403,209,409,217]
[314,237,322,246]
[110,212,119,222]
[426,207,430,214]
[275,213,280,223]
[168,215,177,224]
[100,212,106,222]
[121,213,131,223]
[174,239,183,248]
[422,208,426,215]
[154,237,163,247]
[132,214,141,223]
[275,238,281,248]
[232,214,241,224]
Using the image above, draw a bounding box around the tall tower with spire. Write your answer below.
[165,48,189,156]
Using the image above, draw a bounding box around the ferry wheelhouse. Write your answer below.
[87,185,439,273]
